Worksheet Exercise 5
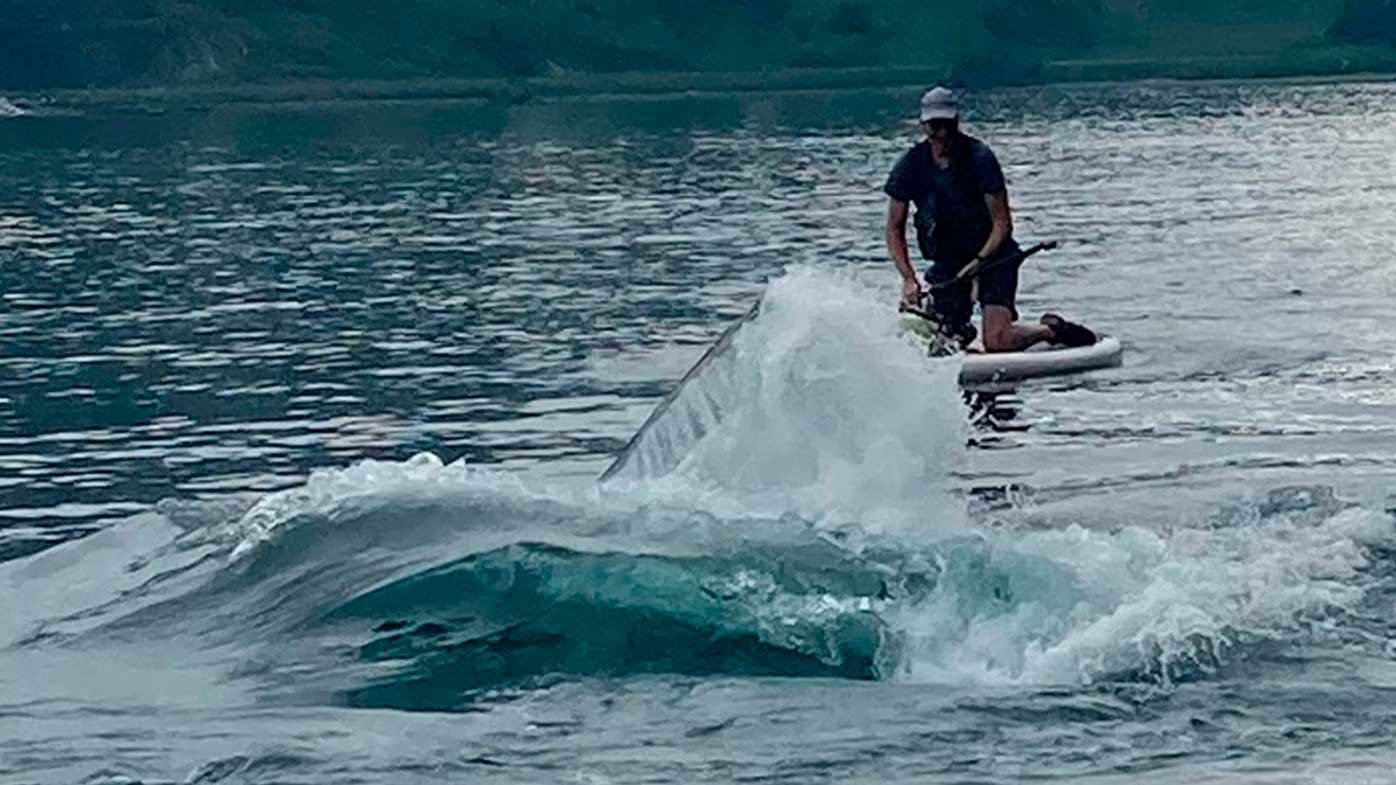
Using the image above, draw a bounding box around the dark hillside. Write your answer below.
[0,0,1387,91]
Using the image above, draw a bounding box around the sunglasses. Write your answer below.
[925,118,958,132]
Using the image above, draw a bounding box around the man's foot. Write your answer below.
[1039,314,1097,347]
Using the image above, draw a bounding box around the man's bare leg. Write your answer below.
[981,304,1054,353]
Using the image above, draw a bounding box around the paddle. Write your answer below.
[932,240,1058,291]
[900,240,1059,323]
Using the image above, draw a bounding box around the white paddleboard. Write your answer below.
[959,336,1123,384]
[900,314,1124,385]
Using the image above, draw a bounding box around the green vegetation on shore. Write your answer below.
[3,0,1396,96]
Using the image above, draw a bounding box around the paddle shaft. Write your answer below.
[929,240,1058,291]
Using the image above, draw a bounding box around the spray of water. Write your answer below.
[605,266,968,533]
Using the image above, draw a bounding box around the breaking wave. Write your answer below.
[0,267,1391,712]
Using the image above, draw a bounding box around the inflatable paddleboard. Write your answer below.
[899,314,1124,386]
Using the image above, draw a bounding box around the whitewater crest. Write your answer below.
[894,487,1391,688]
[217,453,530,562]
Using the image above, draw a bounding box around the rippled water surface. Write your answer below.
[3,80,1396,784]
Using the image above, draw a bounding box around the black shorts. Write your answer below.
[926,246,1020,329]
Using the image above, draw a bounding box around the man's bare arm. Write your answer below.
[885,198,921,304]
[974,189,1013,263]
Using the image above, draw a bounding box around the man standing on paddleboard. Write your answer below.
[884,87,1095,352]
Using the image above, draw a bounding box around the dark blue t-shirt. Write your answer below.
[884,134,1009,268]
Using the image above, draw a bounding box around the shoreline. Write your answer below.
[9,47,1396,112]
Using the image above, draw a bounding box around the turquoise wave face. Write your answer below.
[329,543,890,710]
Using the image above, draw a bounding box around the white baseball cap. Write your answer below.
[919,87,960,121]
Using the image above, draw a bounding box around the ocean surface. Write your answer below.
[3,79,1396,784]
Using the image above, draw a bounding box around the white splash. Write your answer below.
[896,502,1391,686]
[607,265,969,534]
